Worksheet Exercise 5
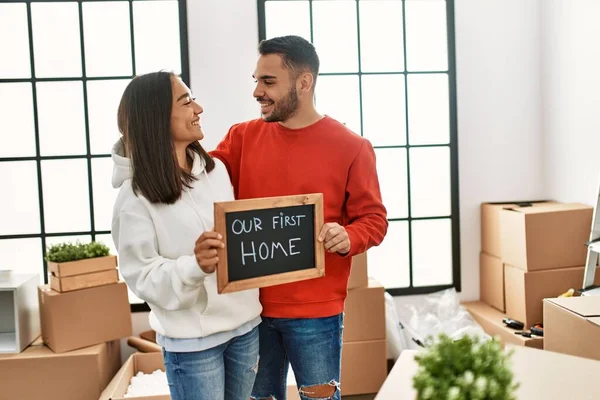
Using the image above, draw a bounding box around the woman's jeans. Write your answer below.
[163,326,259,400]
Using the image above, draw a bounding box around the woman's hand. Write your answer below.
[194,231,224,274]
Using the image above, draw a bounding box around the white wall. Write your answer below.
[186,0,260,151]
[446,0,545,301]
[541,0,600,205]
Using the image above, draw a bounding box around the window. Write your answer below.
[258,0,460,295]
[0,0,190,311]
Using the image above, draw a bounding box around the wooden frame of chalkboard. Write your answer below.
[214,193,325,294]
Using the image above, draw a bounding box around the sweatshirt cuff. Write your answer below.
[342,226,361,257]
[176,255,209,286]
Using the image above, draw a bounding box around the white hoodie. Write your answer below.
[111,140,261,339]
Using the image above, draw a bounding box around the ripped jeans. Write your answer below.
[251,314,343,400]
[163,326,259,400]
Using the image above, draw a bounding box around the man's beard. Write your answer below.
[262,86,299,123]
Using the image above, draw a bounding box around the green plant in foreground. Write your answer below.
[413,334,519,400]
[46,241,110,263]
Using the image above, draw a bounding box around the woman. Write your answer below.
[111,71,262,400]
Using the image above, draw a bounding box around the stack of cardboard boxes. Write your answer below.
[340,252,387,396]
[0,256,132,400]
[465,201,597,349]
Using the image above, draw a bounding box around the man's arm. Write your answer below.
[343,139,388,256]
[210,124,242,195]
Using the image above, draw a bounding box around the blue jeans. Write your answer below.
[163,326,259,400]
[251,313,343,400]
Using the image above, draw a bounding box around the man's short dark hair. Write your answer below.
[258,35,320,87]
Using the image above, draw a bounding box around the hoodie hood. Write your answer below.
[111,140,207,189]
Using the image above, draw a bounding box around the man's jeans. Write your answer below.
[163,326,259,400]
[251,313,343,400]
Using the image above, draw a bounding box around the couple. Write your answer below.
[111,35,388,400]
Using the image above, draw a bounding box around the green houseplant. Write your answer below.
[46,241,110,263]
[45,241,118,292]
[413,334,519,400]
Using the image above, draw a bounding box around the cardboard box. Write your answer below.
[39,282,132,353]
[463,301,543,349]
[500,203,592,271]
[101,352,302,400]
[341,339,387,396]
[100,352,168,400]
[481,201,552,257]
[50,268,119,292]
[0,273,40,353]
[344,279,385,342]
[544,296,600,361]
[48,255,118,277]
[480,252,505,312]
[504,264,599,327]
[0,337,121,400]
[348,252,368,289]
[375,346,600,400]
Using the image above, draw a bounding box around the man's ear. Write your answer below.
[298,71,314,94]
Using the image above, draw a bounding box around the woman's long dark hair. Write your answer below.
[117,71,214,204]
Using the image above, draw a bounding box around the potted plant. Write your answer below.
[413,334,519,400]
[46,241,118,292]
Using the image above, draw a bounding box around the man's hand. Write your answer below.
[194,231,224,274]
[318,222,351,255]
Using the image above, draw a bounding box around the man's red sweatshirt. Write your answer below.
[211,116,388,318]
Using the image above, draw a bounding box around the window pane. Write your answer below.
[0,4,31,79]
[362,75,406,146]
[405,0,448,71]
[265,1,310,41]
[0,162,40,235]
[31,2,82,78]
[36,81,87,156]
[375,148,408,219]
[87,79,130,155]
[409,147,451,218]
[0,83,36,158]
[367,221,409,289]
[41,159,91,233]
[412,218,452,286]
[315,75,360,135]
[0,239,43,284]
[312,1,358,73]
[82,1,132,77]
[46,235,92,248]
[359,0,404,72]
[92,158,118,232]
[407,74,449,145]
[133,1,181,75]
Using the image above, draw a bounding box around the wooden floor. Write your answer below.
[343,394,376,400]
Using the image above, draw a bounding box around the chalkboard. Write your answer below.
[214,194,325,294]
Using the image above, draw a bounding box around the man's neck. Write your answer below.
[278,106,323,130]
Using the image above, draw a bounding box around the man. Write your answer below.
[211,35,387,400]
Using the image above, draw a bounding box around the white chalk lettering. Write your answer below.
[241,241,257,265]
[289,238,301,255]
[239,238,301,263]
[259,242,269,260]
[232,218,263,235]
[272,213,307,229]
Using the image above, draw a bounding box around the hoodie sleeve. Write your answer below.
[112,210,209,311]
